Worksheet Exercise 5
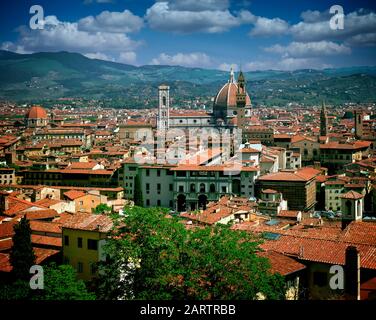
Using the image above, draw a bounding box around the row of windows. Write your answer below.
[145,199,174,207]
[64,236,98,250]
[177,185,228,193]
[145,169,173,176]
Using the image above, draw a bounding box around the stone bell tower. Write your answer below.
[157,84,170,132]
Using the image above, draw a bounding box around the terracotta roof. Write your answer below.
[214,81,251,110]
[258,167,321,182]
[180,206,234,225]
[63,190,86,200]
[67,162,98,170]
[277,210,301,218]
[62,213,113,232]
[26,106,48,119]
[320,141,371,150]
[34,198,62,207]
[0,248,59,273]
[0,239,12,251]
[24,209,59,220]
[0,221,16,239]
[341,190,364,200]
[261,235,376,269]
[339,221,376,246]
[31,235,62,247]
[258,251,306,276]
[30,221,62,234]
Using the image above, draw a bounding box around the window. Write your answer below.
[157,170,161,177]
[313,272,327,287]
[157,200,161,206]
[64,235,69,246]
[146,169,150,176]
[146,199,150,206]
[199,183,205,193]
[79,201,83,206]
[157,183,161,193]
[77,237,82,248]
[221,186,227,193]
[146,183,150,193]
[169,200,173,208]
[210,184,216,193]
[169,184,173,191]
[91,263,97,275]
[87,239,98,250]
[78,262,83,273]
[190,184,196,192]
[179,185,184,192]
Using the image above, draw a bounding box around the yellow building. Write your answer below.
[62,214,113,281]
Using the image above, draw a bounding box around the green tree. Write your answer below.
[10,216,36,281]
[96,206,285,300]
[34,264,95,300]
[133,174,143,206]
[93,203,112,214]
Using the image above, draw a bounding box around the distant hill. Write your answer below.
[0,50,375,107]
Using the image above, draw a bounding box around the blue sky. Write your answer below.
[0,0,375,70]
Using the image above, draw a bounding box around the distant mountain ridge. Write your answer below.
[0,50,375,107]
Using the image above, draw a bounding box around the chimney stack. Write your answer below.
[345,245,360,300]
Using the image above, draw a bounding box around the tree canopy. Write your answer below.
[10,216,36,281]
[96,206,286,300]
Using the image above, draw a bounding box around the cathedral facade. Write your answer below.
[156,69,252,130]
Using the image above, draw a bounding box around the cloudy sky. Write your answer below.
[0,0,375,70]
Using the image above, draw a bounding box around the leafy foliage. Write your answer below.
[93,203,112,214]
[10,216,36,281]
[96,206,285,300]
[0,264,95,300]
[34,264,95,300]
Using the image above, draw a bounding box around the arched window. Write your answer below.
[199,183,205,193]
[210,183,216,193]
[162,96,167,107]
[190,183,195,192]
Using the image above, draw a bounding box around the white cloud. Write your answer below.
[146,2,242,33]
[249,16,289,36]
[2,15,141,61]
[346,32,376,46]
[84,52,114,61]
[118,51,137,64]
[218,63,239,71]
[265,41,351,58]
[151,52,212,68]
[290,9,376,45]
[244,58,331,71]
[78,10,144,33]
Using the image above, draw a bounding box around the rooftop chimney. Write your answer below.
[345,245,360,300]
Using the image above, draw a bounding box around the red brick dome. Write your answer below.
[27,105,48,119]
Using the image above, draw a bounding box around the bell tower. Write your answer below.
[320,101,328,136]
[354,109,363,139]
[157,84,170,132]
[236,71,246,131]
